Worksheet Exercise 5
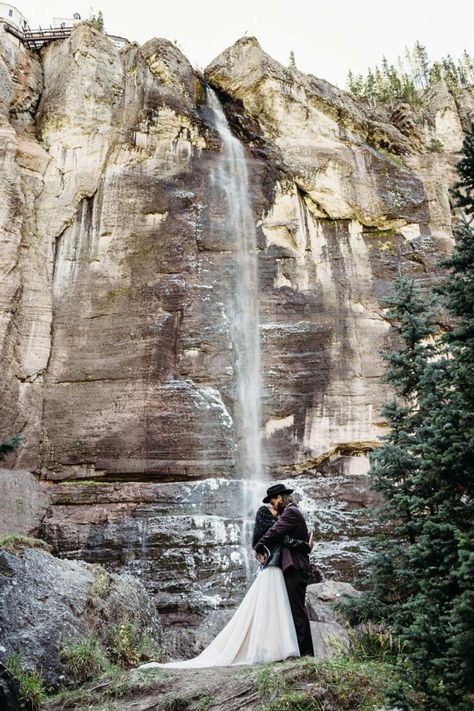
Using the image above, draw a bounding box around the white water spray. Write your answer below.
[206,88,264,558]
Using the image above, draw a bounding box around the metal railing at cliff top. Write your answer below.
[2,22,129,51]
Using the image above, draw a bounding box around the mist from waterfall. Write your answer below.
[206,88,264,548]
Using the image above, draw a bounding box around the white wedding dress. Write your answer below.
[139,565,300,669]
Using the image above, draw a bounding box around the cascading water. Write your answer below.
[206,87,264,572]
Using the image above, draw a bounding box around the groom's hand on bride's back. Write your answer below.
[282,535,312,554]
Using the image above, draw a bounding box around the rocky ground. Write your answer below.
[44,655,400,711]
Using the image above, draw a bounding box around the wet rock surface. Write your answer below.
[37,472,380,616]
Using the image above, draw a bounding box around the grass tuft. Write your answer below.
[255,654,407,711]
[161,693,191,710]
[48,668,170,709]
[195,695,212,710]
[255,664,287,697]
[61,637,110,685]
[6,653,46,711]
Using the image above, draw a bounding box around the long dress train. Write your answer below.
[139,565,300,669]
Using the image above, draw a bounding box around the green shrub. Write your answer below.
[350,623,403,663]
[61,638,109,685]
[427,138,444,152]
[377,146,405,166]
[6,653,46,711]
[86,570,112,606]
[335,590,389,625]
[0,433,22,460]
[108,621,158,667]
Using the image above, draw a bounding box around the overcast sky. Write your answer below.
[12,1,474,88]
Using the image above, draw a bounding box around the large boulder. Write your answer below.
[306,581,357,658]
[310,620,350,658]
[0,547,162,686]
[307,580,361,604]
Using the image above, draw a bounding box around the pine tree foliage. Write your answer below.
[422,123,474,707]
[0,434,22,460]
[89,10,105,32]
[344,122,474,709]
[347,42,474,106]
[352,278,439,626]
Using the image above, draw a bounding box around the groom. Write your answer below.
[254,483,314,657]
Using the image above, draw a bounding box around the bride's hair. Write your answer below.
[252,505,275,547]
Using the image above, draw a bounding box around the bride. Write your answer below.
[139,504,311,669]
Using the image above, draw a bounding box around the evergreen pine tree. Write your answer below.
[459,50,474,86]
[288,50,296,70]
[344,123,474,710]
[347,70,355,92]
[338,276,438,630]
[414,40,430,88]
[442,55,459,89]
[429,61,443,85]
[365,67,376,102]
[416,122,474,707]
[387,64,402,103]
[374,67,385,103]
[347,71,365,98]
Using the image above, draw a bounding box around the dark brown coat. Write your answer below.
[254,503,311,572]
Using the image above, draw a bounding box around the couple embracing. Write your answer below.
[141,483,314,669]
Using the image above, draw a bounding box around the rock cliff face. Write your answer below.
[1,25,472,623]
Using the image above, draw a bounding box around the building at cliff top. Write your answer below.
[0,2,29,30]
[52,13,82,29]
[0,3,84,31]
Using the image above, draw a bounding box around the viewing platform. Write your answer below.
[2,21,129,50]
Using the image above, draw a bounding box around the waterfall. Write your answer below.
[206,88,264,548]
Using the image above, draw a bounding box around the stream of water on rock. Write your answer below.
[207,88,264,577]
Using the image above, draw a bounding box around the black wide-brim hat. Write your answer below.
[263,483,294,503]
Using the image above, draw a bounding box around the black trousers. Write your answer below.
[283,567,314,656]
